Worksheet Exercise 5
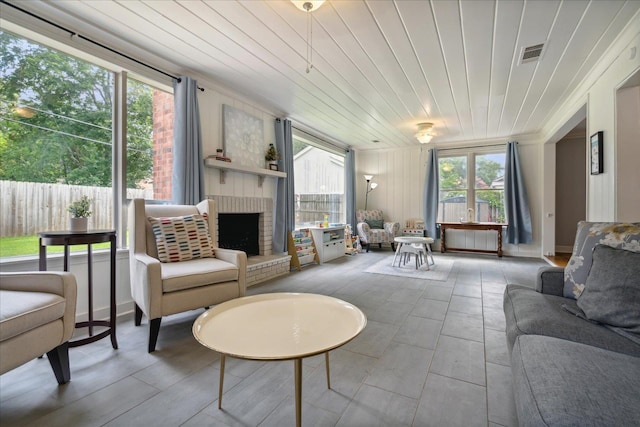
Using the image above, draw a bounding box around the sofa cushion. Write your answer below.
[0,290,66,341]
[148,213,215,263]
[511,335,640,427]
[577,245,640,340]
[161,258,239,293]
[503,284,640,357]
[563,222,640,299]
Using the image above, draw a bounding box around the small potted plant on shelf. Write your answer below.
[265,143,279,170]
[67,195,92,232]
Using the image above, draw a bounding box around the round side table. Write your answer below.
[39,229,118,349]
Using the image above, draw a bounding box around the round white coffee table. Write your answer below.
[192,293,366,427]
[392,236,435,269]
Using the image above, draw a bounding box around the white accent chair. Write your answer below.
[356,209,400,252]
[129,199,247,352]
[0,271,77,384]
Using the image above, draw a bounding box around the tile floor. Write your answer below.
[0,251,547,426]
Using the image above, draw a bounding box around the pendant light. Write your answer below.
[291,1,325,73]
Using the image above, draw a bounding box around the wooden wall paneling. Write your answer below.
[460,0,494,139]
[487,0,524,135]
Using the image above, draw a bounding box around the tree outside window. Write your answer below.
[0,31,171,257]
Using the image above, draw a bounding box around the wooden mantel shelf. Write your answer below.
[204,158,287,187]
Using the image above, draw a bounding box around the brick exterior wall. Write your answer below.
[152,90,174,201]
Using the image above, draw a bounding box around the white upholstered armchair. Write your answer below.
[356,209,400,252]
[129,199,246,352]
[0,271,77,384]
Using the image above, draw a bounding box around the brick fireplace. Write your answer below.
[207,195,290,286]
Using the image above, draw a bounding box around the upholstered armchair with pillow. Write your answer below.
[129,198,247,352]
[0,271,77,384]
[356,209,400,252]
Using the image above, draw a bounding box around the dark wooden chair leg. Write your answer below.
[148,318,162,353]
[378,243,382,248]
[391,243,396,251]
[46,342,70,385]
[135,303,143,326]
[366,243,370,252]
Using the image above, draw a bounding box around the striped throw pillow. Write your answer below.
[148,213,214,263]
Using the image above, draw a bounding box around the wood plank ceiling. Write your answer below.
[7,0,640,150]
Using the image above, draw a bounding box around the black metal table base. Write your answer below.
[39,229,118,349]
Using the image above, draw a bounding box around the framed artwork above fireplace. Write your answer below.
[222,104,264,169]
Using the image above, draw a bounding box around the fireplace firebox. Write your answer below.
[218,213,259,256]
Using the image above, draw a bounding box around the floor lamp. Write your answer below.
[364,175,378,210]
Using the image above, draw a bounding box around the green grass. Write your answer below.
[0,235,111,258]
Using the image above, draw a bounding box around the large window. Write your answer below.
[292,134,345,228]
[0,30,172,258]
[438,151,505,223]
[126,78,173,201]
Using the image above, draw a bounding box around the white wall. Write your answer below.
[356,146,428,223]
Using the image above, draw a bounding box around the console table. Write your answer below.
[438,222,507,257]
[38,229,118,349]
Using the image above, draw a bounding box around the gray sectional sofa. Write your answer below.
[503,222,640,426]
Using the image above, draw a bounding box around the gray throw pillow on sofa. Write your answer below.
[563,222,640,299]
[577,245,640,335]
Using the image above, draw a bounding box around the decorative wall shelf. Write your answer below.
[204,158,286,187]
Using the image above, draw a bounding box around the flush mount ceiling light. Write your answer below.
[415,122,435,144]
[291,1,325,73]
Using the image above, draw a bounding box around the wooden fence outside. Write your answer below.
[0,180,151,237]
[295,193,344,226]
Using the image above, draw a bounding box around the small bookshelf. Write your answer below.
[288,229,319,271]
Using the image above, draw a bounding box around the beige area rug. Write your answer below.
[364,255,454,281]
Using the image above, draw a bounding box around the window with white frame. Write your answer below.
[0,30,173,258]
[438,151,506,223]
[126,77,174,201]
[292,133,346,228]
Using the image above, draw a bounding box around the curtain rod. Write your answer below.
[291,125,348,152]
[436,142,511,152]
[2,0,204,91]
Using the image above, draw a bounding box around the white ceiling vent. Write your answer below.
[520,43,545,64]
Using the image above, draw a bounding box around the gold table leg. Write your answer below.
[218,354,225,409]
[325,352,331,389]
[294,358,302,427]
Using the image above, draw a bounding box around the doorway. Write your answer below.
[555,119,587,255]
[615,69,640,221]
